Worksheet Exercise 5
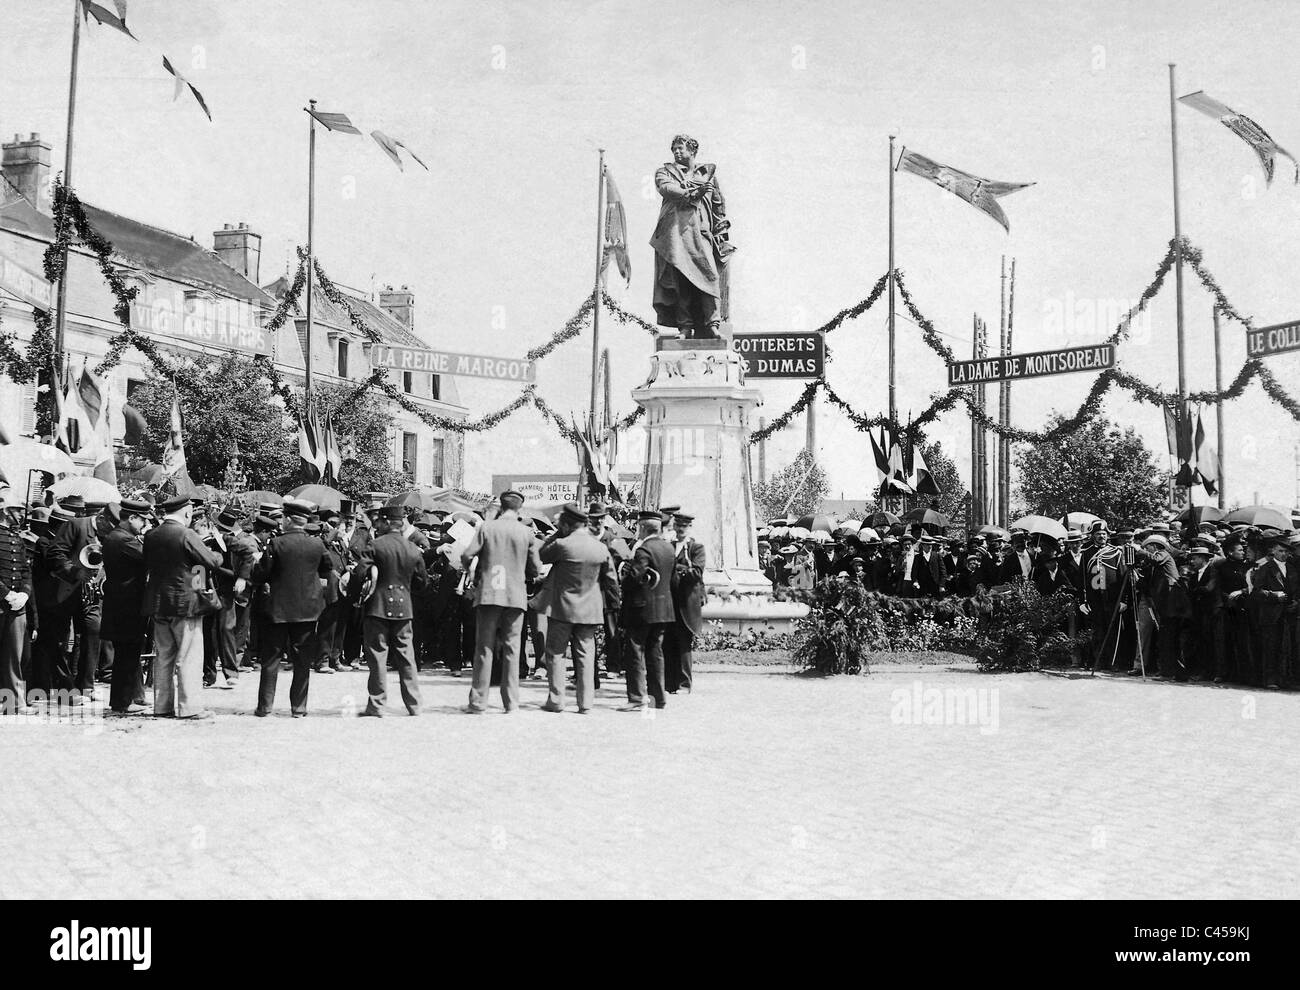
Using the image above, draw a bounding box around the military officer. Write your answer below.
[100,497,154,714]
[0,482,33,714]
[351,505,429,716]
[204,506,255,689]
[665,510,706,695]
[620,509,676,711]
[46,494,103,701]
[252,498,333,718]
[314,510,349,673]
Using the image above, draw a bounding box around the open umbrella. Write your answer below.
[1011,514,1069,541]
[240,490,283,508]
[0,438,75,488]
[1061,511,1101,530]
[869,510,900,530]
[809,529,833,543]
[977,524,1007,537]
[857,526,880,543]
[1174,504,1225,527]
[788,526,812,540]
[193,484,222,503]
[903,507,950,531]
[794,513,837,533]
[48,475,121,503]
[286,483,344,512]
[1225,504,1294,531]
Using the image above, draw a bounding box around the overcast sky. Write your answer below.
[5,0,1300,507]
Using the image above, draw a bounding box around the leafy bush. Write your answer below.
[973,583,1078,671]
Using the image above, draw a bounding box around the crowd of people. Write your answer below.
[0,482,708,719]
[758,512,1300,688]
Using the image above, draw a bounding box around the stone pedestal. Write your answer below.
[632,336,807,634]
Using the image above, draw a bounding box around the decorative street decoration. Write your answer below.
[731,332,825,379]
[1245,319,1300,359]
[368,343,537,383]
[947,343,1116,386]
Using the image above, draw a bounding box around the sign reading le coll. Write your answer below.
[370,343,537,383]
[730,331,825,379]
[947,342,1116,386]
[1246,319,1300,359]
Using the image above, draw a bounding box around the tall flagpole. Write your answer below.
[589,149,605,435]
[1168,64,1188,403]
[887,135,896,424]
[304,99,318,396]
[53,0,83,382]
[1213,305,1226,509]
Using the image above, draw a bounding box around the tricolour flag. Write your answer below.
[370,130,429,171]
[906,442,942,497]
[869,428,891,486]
[885,428,913,495]
[602,166,631,286]
[160,390,187,480]
[298,405,325,482]
[81,0,136,39]
[322,412,343,485]
[897,148,1034,233]
[163,56,212,122]
[308,109,362,135]
[122,402,147,445]
[1180,90,1298,186]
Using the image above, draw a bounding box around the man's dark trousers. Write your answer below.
[257,621,315,715]
[625,618,669,708]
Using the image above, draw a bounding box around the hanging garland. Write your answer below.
[526,296,595,361]
[1181,239,1254,330]
[601,290,660,337]
[1106,238,1178,345]
[816,271,891,336]
[892,271,958,364]
[306,252,382,345]
[253,353,302,419]
[611,405,646,432]
[45,177,139,329]
[371,374,539,432]
[748,380,821,442]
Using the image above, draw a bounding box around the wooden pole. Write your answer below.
[1168,65,1189,507]
[304,100,317,396]
[1002,259,1016,527]
[805,393,816,457]
[589,149,606,433]
[997,257,1007,528]
[971,312,980,526]
[758,417,767,484]
[888,135,896,423]
[1213,305,1226,509]
[53,0,83,378]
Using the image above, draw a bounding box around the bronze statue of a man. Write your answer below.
[650,134,735,339]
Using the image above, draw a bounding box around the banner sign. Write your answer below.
[947,343,1115,386]
[731,332,824,379]
[1245,319,1300,359]
[130,292,268,356]
[370,343,536,382]
[0,250,52,309]
[490,474,582,503]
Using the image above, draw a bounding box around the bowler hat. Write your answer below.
[587,502,608,519]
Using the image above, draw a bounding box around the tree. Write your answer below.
[1013,413,1168,527]
[314,382,409,500]
[753,449,829,521]
[127,353,297,491]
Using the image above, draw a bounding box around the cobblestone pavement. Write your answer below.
[3,661,1298,899]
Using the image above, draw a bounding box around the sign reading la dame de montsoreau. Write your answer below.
[947,342,1116,386]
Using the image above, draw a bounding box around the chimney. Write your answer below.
[379,285,415,330]
[212,221,261,284]
[1,132,52,212]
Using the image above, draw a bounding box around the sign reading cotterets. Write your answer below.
[731,332,825,379]
[1246,319,1300,359]
[369,344,537,383]
[947,343,1116,386]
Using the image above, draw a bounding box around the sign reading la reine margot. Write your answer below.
[947,342,1116,386]
[731,331,825,379]
[370,343,537,383]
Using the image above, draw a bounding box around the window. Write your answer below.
[126,378,145,399]
[403,371,413,393]
[429,437,444,487]
[402,432,418,482]
[430,374,441,400]
[337,339,349,378]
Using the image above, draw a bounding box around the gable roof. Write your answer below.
[0,195,274,307]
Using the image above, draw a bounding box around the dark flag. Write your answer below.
[307,109,362,135]
[602,167,631,286]
[897,148,1034,233]
[81,0,136,39]
[162,56,212,121]
[1180,90,1298,185]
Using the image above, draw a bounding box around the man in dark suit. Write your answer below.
[142,488,223,720]
[1199,532,1250,683]
[460,490,542,714]
[1060,531,1086,595]
[666,510,706,695]
[534,503,617,713]
[999,532,1035,585]
[204,507,255,689]
[0,482,33,715]
[101,498,153,714]
[914,534,947,598]
[351,505,428,715]
[314,510,348,674]
[46,494,103,701]
[1249,535,1298,689]
[1032,546,1074,597]
[620,509,677,711]
[252,498,333,717]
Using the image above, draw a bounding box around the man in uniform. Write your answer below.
[47,494,103,702]
[0,482,33,714]
[460,490,541,713]
[351,505,428,716]
[252,498,333,717]
[1250,534,1297,690]
[665,511,705,695]
[534,503,617,713]
[101,497,153,714]
[205,506,255,689]
[142,487,224,720]
[314,509,349,674]
[620,509,676,711]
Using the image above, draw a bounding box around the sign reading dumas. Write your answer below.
[730,332,824,379]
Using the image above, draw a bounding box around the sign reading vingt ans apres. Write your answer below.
[947,343,1116,386]
[369,343,537,383]
[1245,319,1300,359]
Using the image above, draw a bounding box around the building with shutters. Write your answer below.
[0,131,467,488]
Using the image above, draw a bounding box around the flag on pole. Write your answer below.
[907,442,941,497]
[1179,90,1298,186]
[602,167,631,286]
[869,428,892,486]
[55,367,91,455]
[81,0,136,39]
[122,402,147,445]
[297,405,325,482]
[78,365,103,428]
[307,109,362,135]
[160,389,188,480]
[322,412,343,485]
[91,387,116,485]
[885,429,913,495]
[369,130,429,171]
[162,56,212,121]
[1193,410,1219,495]
[897,148,1034,233]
